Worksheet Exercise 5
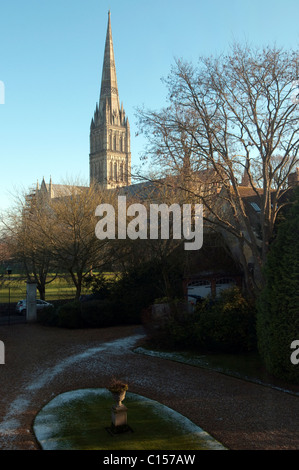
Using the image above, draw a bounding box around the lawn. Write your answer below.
[33,389,225,450]
[134,346,299,395]
[0,276,80,303]
[0,273,114,303]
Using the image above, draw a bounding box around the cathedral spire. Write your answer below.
[99,10,120,116]
[89,11,131,189]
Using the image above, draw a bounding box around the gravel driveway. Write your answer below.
[0,323,298,450]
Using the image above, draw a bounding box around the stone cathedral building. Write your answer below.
[89,11,131,189]
[36,11,131,199]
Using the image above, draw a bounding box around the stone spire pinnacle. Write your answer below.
[99,10,120,116]
[89,11,131,189]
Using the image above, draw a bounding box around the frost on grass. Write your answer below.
[33,388,226,450]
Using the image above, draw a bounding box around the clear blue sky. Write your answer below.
[0,0,298,212]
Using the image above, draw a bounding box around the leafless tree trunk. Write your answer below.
[39,182,118,299]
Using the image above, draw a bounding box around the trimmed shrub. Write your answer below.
[160,310,198,348]
[80,299,118,328]
[195,288,256,353]
[37,306,59,327]
[142,301,195,348]
[57,301,83,329]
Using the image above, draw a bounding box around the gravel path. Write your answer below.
[0,323,298,450]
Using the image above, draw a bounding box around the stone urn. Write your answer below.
[107,379,128,408]
[112,390,126,407]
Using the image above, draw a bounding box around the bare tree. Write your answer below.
[39,182,117,299]
[137,44,299,296]
[1,181,119,300]
[1,189,57,299]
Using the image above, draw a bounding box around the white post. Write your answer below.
[26,282,37,322]
[0,341,4,364]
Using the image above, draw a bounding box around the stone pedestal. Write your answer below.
[111,404,128,428]
[26,282,37,323]
[105,403,133,435]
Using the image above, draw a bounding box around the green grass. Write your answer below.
[33,389,225,450]
[134,346,299,395]
[0,273,103,303]
[0,272,118,303]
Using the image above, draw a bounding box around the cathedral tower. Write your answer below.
[89,11,131,188]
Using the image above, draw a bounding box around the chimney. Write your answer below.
[288,167,299,187]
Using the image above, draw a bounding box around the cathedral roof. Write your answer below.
[39,178,88,199]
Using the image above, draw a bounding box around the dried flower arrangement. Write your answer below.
[107,378,128,394]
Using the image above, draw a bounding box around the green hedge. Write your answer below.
[256,188,299,384]
[57,301,83,329]
[37,299,119,329]
[37,306,59,327]
[80,299,118,328]
[195,288,256,353]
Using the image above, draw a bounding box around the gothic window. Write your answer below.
[109,133,112,150]
[114,162,117,180]
[120,136,123,152]
[120,163,124,181]
[110,161,113,180]
[113,135,117,151]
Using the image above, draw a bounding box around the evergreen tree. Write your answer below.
[257,188,299,384]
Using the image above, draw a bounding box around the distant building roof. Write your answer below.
[37,178,89,200]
